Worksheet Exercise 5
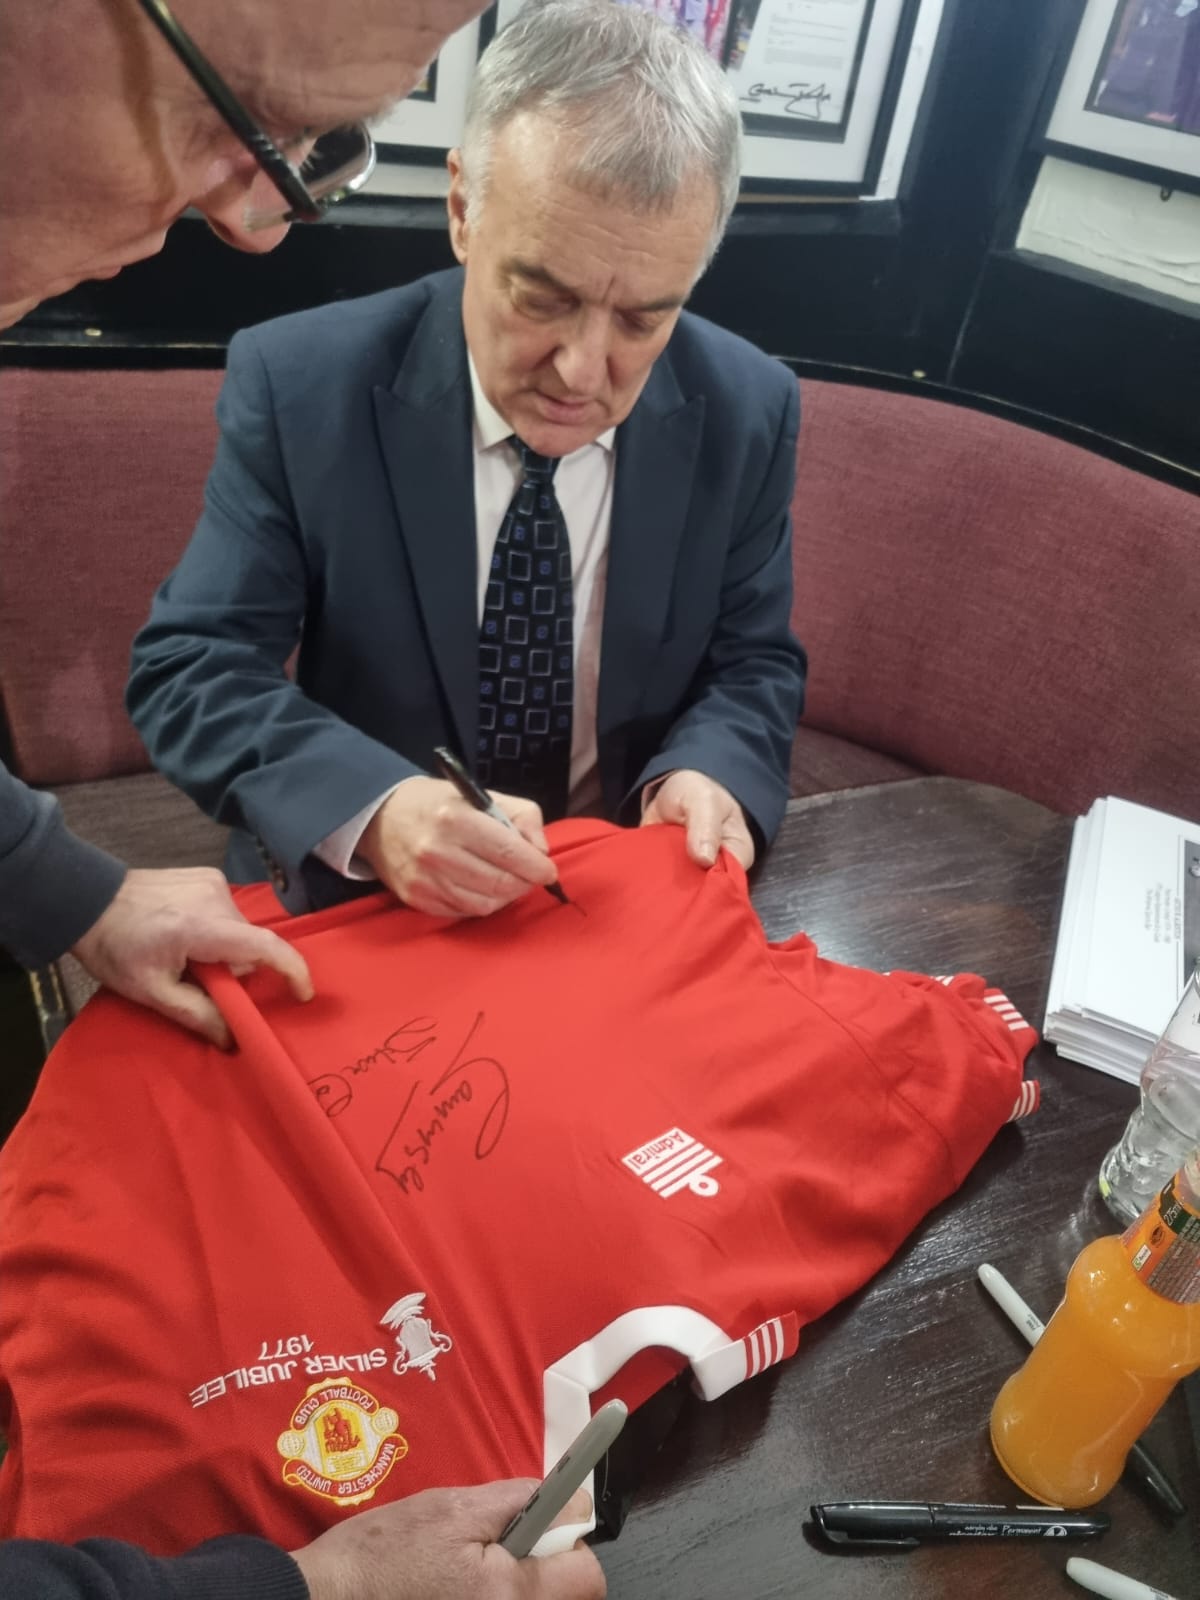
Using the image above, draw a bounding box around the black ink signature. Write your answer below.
[742,81,832,119]
[309,1012,510,1198]
[377,1012,510,1196]
[307,1017,508,1196]
[309,1016,439,1119]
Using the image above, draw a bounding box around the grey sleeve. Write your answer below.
[0,1534,309,1600]
[0,762,126,969]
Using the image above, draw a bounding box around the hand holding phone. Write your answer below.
[498,1399,628,1559]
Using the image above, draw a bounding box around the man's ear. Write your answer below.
[446,148,469,264]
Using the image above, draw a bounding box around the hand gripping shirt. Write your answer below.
[0,822,1038,1555]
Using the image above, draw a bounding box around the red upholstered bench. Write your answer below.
[0,365,225,809]
[787,379,1198,820]
[0,366,229,1025]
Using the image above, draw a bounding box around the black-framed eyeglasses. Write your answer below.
[133,0,376,230]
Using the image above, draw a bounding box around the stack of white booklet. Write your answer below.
[1044,796,1200,1082]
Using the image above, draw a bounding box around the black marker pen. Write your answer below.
[810,1501,1111,1548]
[433,745,571,906]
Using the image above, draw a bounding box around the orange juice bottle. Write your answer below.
[989,1146,1200,1508]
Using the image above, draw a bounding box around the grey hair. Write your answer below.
[460,0,742,263]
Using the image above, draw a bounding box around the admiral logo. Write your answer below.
[622,1127,722,1200]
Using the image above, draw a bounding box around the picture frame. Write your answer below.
[728,0,924,191]
[372,0,928,194]
[1043,0,1200,196]
[372,17,482,166]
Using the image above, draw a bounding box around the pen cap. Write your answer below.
[810,1503,927,1546]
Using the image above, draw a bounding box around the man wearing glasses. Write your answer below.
[0,0,500,1057]
[0,3,607,1598]
[0,0,424,1048]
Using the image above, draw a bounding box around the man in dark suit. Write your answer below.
[128,0,806,921]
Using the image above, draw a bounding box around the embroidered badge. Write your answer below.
[622,1126,723,1199]
[380,1292,454,1380]
[276,1375,407,1506]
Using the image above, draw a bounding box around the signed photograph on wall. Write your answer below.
[731,0,928,188]
[727,0,877,141]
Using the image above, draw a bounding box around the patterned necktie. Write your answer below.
[477,437,574,821]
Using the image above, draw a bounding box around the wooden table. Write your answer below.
[597,778,1199,1599]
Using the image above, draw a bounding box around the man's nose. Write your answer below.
[552,313,609,396]
[191,164,294,254]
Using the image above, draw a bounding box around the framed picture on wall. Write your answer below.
[1043,0,1200,195]
[373,0,930,193]
[372,17,482,165]
[728,0,923,189]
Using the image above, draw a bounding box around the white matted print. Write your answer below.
[734,0,913,184]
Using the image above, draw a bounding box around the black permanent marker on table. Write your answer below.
[432,746,571,906]
[810,1502,1111,1547]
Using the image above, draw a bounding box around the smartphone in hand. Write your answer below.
[498,1399,629,1559]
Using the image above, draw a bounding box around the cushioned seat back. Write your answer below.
[0,365,224,785]
[790,378,1199,818]
[1,367,229,1034]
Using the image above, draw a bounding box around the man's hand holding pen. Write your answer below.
[359,753,756,920]
[291,1481,606,1600]
[359,778,559,919]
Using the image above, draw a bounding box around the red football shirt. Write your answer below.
[0,822,1036,1553]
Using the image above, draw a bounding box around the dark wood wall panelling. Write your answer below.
[3,0,1199,477]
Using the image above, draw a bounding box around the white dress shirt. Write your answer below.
[316,355,615,877]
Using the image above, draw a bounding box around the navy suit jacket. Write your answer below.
[128,270,806,912]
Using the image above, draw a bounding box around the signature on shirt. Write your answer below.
[308,1011,510,1198]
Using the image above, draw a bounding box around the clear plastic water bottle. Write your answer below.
[1099,966,1200,1225]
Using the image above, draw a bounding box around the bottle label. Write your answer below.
[1122,1171,1200,1304]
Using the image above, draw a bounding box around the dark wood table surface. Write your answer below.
[597,778,1200,1600]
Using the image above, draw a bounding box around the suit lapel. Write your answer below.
[599,357,704,757]
[370,281,705,786]
[372,277,478,761]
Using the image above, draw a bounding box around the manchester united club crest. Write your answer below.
[276,1374,407,1507]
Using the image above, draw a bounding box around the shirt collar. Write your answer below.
[467,353,616,458]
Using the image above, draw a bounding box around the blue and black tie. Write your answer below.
[477,437,574,821]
